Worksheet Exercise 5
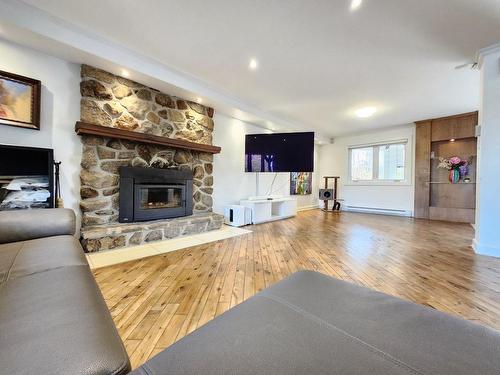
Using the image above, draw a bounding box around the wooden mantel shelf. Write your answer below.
[75,122,221,154]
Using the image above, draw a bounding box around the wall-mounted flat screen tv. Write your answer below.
[245,132,314,172]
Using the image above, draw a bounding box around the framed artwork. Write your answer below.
[290,172,312,195]
[0,70,41,130]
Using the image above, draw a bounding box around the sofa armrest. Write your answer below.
[0,208,76,244]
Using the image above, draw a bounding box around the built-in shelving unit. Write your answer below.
[414,112,477,223]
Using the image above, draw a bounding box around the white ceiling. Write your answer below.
[7,0,500,136]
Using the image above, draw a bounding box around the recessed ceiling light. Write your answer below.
[249,58,258,71]
[355,106,377,118]
[121,69,130,77]
[196,97,203,104]
[350,0,362,11]
[450,138,456,142]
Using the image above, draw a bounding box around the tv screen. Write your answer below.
[245,132,314,172]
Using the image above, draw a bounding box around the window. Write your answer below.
[378,143,405,180]
[350,147,374,181]
[349,140,408,183]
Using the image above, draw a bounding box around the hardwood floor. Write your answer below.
[93,210,500,369]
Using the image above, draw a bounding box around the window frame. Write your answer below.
[347,139,412,186]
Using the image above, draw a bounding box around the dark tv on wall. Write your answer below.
[245,132,314,172]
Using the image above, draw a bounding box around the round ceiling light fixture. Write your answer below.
[249,58,259,71]
[355,106,377,118]
[350,0,362,11]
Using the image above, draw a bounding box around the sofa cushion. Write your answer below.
[0,265,130,375]
[0,208,76,244]
[132,270,500,375]
[0,235,87,284]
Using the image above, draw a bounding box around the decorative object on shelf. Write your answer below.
[290,172,312,195]
[0,70,41,130]
[437,156,472,184]
[458,163,469,180]
[449,169,460,184]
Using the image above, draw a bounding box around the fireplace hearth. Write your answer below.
[119,166,193,223]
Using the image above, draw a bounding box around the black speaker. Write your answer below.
[319,189,334,200]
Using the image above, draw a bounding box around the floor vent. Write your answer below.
[344,205,412,217]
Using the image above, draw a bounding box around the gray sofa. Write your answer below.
[132,270,500,375]
[0,208,130,375]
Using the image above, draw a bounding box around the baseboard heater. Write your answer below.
[344,205,412,217]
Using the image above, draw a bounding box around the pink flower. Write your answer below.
[449,156,461,165]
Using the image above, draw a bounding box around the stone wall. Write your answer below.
[80,65,214,144]
[78,65,218,245]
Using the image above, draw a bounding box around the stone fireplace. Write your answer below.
[77,65,223,252]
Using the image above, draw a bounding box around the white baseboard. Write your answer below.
[472,238,500,258]
[297,205,319,212]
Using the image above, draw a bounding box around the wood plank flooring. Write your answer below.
[93,210,500,369]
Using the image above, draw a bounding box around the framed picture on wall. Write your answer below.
[0,70,41,130]
[290,172,312,195]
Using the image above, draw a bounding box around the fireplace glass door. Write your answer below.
[134,184,186,220]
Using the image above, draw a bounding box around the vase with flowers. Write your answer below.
[437,156,471,183]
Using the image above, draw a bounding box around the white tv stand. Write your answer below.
[240,197,297,224]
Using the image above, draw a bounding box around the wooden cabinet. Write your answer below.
[414,112,478,223]
[430,113,477,142]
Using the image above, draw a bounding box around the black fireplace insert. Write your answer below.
[119,167,193,223]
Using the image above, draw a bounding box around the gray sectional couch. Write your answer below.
[131,270,500,375]
[1,208,499,374]
[0,209,130,375]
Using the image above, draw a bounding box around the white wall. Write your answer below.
[318,125,416,214]
[0,39,81,220]
[212,113,320,214]
[474,47,500,257]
